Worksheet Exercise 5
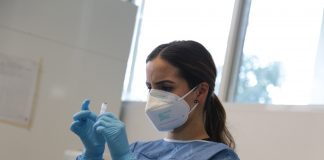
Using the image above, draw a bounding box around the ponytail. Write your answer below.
[204,93,236,149]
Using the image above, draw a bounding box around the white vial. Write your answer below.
[100,102,108,115]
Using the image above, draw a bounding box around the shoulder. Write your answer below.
[210,148,240,160]
[189,141,238,159]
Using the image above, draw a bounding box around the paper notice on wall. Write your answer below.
[0,53,39,127]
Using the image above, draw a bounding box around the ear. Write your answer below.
[195,82,209,104]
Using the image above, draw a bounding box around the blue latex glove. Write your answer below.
[70,99,105,160]
[94,112,133,160]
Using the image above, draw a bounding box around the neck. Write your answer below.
[167,109,209,140]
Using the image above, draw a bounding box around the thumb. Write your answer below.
[81,99,90,110]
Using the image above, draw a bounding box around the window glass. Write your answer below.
[234,0,324,104]
[123,0,235,101]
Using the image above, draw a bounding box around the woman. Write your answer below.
[71,40,239,160]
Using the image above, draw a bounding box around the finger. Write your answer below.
[95,126,106,134]
[94,116,123,129]
[93,119,118,133]
[73,110,97,121]
[81,99,90,110]
[93,119,110,129]
[97,116,118,124]
[70,120,82,133]
[87,112,97,121]
[73,110,91,121]
[96,116,119,127]
[97,112,118,120]
[94,120,125,136]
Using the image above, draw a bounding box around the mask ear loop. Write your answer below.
[189,100,199,113]
[189,84,202,113]
[179,85,200,113]
[179,86,198,100]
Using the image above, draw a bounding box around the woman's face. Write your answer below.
[146,56,196,104]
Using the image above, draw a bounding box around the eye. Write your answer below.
[160,86,173,92]
[146,83,152,90]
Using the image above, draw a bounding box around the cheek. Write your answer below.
[172,84,189,96]
[184,94,195,106]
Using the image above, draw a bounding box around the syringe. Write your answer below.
[100,102,108,115]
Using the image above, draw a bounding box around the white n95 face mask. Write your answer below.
[145,87,198,132]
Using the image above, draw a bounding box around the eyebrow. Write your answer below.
[146,80,175,86]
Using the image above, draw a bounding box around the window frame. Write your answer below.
[219,0,251,102]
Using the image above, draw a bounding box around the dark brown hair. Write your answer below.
[146,40,235,149]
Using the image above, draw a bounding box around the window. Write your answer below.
[124,0,324,105]
[123,0,236,101]
[232,0,324,104]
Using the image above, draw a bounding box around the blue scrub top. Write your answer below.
[129,138,240,160]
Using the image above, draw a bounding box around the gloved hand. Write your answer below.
[94,112,133,160]
[70,99,105,160]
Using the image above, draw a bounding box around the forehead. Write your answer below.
[146,56,181,82]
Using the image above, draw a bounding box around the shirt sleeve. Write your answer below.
[209,149,240,160]
[129,141,138,152]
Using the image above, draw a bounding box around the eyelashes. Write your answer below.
[160,86,173,92]
[146,84,174,92]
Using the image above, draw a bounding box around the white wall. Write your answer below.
[122,102,324,160]
[0,0,136,160]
